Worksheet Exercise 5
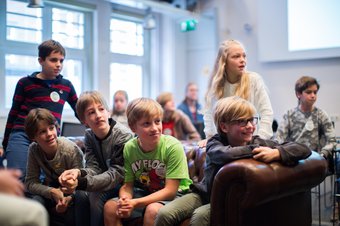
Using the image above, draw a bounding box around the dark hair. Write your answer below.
[295,76,320,94]
[38,39,66,60]
[24,108,58,140]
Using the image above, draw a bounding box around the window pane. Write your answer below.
[110,63,142,105]
[110,18,144,56]
[62,59,82,96]
[5,54,40,108]
[52,8,84,49]
[6,0,42,43]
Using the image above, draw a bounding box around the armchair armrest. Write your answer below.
[210,151,327,226]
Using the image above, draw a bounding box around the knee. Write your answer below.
[104,200,117,217]
[144,203,160,219]
[190,205,210,226]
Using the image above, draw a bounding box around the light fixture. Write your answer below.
[143,7,156,30]
[27,0,44,8]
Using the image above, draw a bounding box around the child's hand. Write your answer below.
[60,178,78,194]
[198,139,207,148]
[50,188,64,203]
[0,147,4,157]
[252,146,280,163]
[59,169,80,185]
[116,196,134,218]
[55,196,73,213]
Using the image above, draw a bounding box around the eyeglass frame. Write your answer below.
[229,116,259,127]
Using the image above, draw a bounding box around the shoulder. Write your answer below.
[124,137,138,153]
[112,121,134,141]
[28,142,39,153]
[247,71,263,81]
[58,137,80,150]
[160,135,182,148]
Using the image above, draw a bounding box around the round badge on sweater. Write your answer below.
[305,118,314,131]
[50,91,60,102]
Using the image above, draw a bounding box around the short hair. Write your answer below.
[76,91,109,123]
[156,92,173,108]
[214,96,256,135]
[126,98,163,129]
[24,108,58,140]
[295,76,320,94]
[38,39,66,60]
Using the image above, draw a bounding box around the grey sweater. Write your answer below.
[25,137,84,199]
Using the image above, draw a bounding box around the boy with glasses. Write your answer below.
[155,96,311,226]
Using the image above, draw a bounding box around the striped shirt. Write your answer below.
[2,72,78,150]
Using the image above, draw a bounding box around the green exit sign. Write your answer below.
[181,19,198,32]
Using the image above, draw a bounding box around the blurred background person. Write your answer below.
[178,82,205,139]
[157,92,201,141]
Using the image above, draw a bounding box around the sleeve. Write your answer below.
[123,141,135,183]
[2,78,25,150]
[203,98,218,139]
[252,74,274,139]
[253,137,312,166]
[70,145,85,169]
[275,111,290,144]
[24,147,53,199]
[319,110,337,159]
[178,110,201,141]
[66,81,79,120]
[206,136,255,166]
[165,139,190,180]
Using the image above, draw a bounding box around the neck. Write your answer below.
[299,104,313,113]
[186,98,196,106]
[138,138,155,152]
[226,72,240,84]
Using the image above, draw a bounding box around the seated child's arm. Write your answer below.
[252,146,281,163]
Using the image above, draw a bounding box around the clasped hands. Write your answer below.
[116,196,136,218]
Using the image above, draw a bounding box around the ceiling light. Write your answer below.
[27,0,44,8]
[143,7,156,30]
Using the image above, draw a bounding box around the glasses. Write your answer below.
[231,117,259,127]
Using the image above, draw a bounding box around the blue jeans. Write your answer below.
[77,187,119,226]
[154,192,210,226]
[5,130,31,181]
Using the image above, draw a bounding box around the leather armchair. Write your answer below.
[210,151,327,226]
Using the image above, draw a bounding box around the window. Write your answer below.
[110,18,144,56]
[6,0,42,43]
[1,0,92,114]
[109,15,149,106]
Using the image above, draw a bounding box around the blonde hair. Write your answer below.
[206,39,250,107]
[76,90,109,122]
[126,98,163,129]
[214,96,256,135]
[24,108,58,140]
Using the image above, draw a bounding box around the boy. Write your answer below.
[155,96,311,226]
[24,108,85,226]
[103,97,192,226]
[58,91,133,226]
[276,76,336,166]
[2,39,78,180]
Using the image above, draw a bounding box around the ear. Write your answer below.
[38,57,44,65]
[130,125,136,133]
[220,122,229,134]
[295,91,301,99]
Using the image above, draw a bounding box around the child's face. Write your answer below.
[34,121,58,153]
[220,117,256,146]
[297,84,318,108]
[186,84,198,101]
[132,115,162,151]
[114,93,128,113]
[38,51,64,79]
[83,102,110,137]
[226,44,246,78]
[164,99,176,112]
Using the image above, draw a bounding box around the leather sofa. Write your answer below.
[69,138,327,226]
